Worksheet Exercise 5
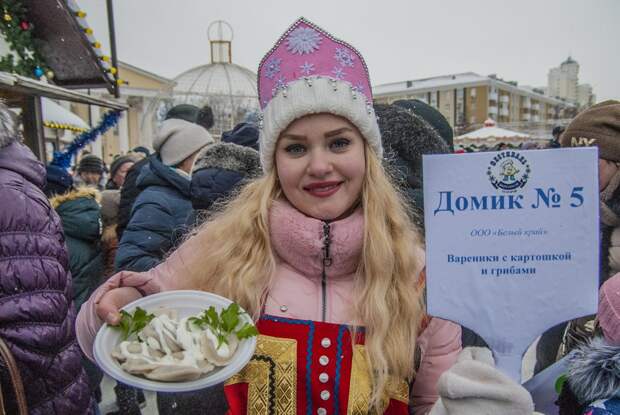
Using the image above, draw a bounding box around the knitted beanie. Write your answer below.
[153,118,214,166]
[560,100,620,161]
[393,99,454,151]
[109,155,136,179]
[166,104,215,131]
[598,273,620,345]
[45,164,73,197]
[257,18,382,172]
[222,122,260,151]
[77,154,105,173]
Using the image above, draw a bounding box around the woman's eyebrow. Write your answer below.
[280,133,306,141]
[324,127,352,138]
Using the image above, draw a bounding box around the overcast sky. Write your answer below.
[79,0,619,101]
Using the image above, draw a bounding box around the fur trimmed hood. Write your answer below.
[192,142,262,178]
[49,186,100,209]
[567,337,620,404]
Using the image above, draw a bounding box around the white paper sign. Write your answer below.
[423,148,599,381]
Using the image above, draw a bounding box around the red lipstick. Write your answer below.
[303,181,342,198]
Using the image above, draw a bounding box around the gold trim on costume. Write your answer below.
[347,345,410,414]
[226,334,297,414]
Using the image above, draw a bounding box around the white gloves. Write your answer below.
[429,347,535,415]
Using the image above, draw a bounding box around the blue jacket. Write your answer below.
[115,155,192,272]
[186,142,262,228]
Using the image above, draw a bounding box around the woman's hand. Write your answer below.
[96,287,143,325]
[429,347,535,415]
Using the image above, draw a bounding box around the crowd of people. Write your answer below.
[0,17,618,415]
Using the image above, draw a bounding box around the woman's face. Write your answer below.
[275,113,366,220]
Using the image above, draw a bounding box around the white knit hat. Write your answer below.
[153,118,214,166]
[257,18,382,172]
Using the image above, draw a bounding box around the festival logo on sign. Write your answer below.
[487,151,531,192]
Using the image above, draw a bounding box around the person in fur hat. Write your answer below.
[557,273,620,414]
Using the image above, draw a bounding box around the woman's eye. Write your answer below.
[330,138,350,151]
[285,144,306,155]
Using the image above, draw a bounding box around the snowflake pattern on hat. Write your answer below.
[332,66,346,80]
[264,57,282,80]
[258,17,373,110]
[334,48,355,67]
[286,26,322,55]
[300,62,315,75]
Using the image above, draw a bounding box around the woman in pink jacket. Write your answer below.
[78,18,462,414]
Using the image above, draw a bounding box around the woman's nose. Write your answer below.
[306,149,333,177]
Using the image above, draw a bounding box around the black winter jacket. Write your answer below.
[116,157,149,241]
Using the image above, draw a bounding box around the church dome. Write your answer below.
[145,21,259,137]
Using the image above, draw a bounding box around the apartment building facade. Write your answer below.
[373,72,569,130]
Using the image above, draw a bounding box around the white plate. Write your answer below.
[93,290,257,393]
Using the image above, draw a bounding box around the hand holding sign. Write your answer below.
[423,148,599,382]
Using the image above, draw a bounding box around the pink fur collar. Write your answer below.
[269,199,363,279]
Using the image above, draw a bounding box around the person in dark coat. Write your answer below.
[49,187,104,311]
[116,150,148,241]
[221,122,259,151]
[74,153,106,190]
[393,99,455,151]
[115,118,214,272]
[374,104,487,350]
[0,103,95,414]
[536,101,620,375]
[158,142,261,415]
[190,142,262,213]
[116,105,214,242]
[557,274,620,415]
[165,103,214,131]
[105,154,136,190]
[373,103,450,228]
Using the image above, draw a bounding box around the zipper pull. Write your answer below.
[322,222,332,267]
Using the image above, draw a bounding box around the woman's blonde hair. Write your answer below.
[187,144,425,410]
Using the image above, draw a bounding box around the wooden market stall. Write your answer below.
[0,0,126,161]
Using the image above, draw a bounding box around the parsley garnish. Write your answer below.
[189,303,258,348]
[112,307,155,341]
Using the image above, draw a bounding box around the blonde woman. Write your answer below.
[77,19,532,414]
